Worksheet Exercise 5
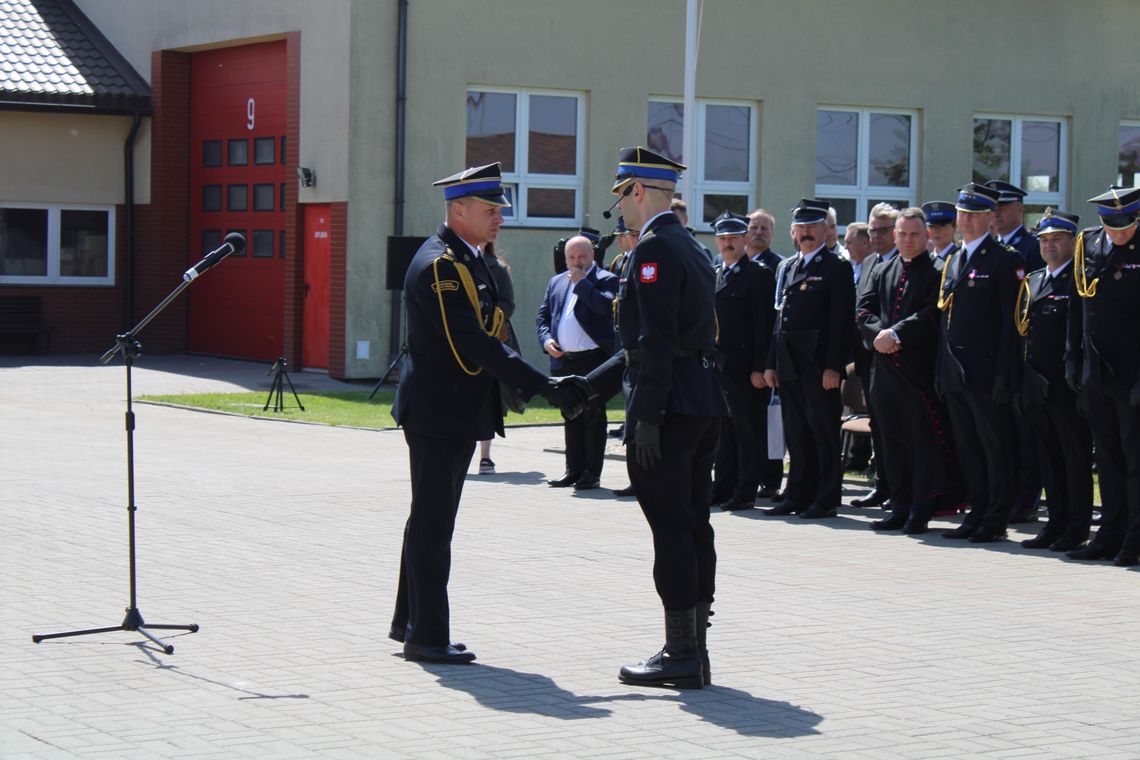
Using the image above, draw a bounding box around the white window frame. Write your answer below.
[467,86,585,228]
[0,203,116,286]
[647,97,757,231]
[1117,120,1140,187]
[974,113,1068,212]
[815,106,919,229]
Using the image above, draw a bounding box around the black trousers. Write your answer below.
[714,372,761,502]
[1012,402,1043,512]
[628,414,720,610]
[751,386,784,491]
[857,358,890,493]
[780,358,844,510]
[558,350,609,477]
[1082,390,1140,554]
[391,430,476,647]
[1023,394,1093,542]
[945,390,1015,531]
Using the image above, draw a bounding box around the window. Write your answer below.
[466,88,584,226]
[646,99,756,228]
[1119,122,1140,187]
[228,139,248,166]
[974,115,1067,227]
[253,137,275,165]
[816,107,917,228]
[0,204,115,285]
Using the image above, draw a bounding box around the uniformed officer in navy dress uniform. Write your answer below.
[1014,209,1093,552]
[390,162,589,664]
[922,201,959,262]
[709,211,776,511]
[586,146,729,689]
[761,199,855,519]
[936,183,1024,543]
[1066,186,1140,567]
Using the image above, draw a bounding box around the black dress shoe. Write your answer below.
[612,484,636,497]
[388,627,467,651]
[902,518,929,535]
[572,472,600,491]
[1008,510,1039,524]
[1048,536,1086,552]
[763,501,803,516]
[403,642,476,663]
[851,488,889,508]
[548,471,583,488]
[942,524,978,540]
[770,490,786,503]
[715,498,755,511]
[1068,544,1116,561]
[756,485,778,499]
[1020,533,1061,549]
[1113,552,1140,567]
[968,527,1007,543]
[800,505,838,519]
[871,513,908,531]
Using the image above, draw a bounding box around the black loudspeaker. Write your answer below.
[387,235,427,290]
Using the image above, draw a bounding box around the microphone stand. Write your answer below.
[33,276,201,654]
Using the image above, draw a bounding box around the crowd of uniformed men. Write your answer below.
[388,142,1140,690]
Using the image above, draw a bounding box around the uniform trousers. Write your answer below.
[391,430,476,647]
[780,353,844,509]
[1022,395,1093,542]
[1082,390,1140,554]
[713,373,760,502]
[557,349,609,477]
[1012,404,1043,512]
[628,414,720,610]
[944,390,1015,531]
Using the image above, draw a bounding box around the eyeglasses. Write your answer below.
[869,226,894,235]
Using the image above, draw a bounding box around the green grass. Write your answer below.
[138,388,625,430]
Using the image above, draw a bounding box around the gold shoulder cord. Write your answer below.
[432,250,505,377]
[1074,230,1098,298]
[1015,275,1031,338]
[937,249,956,329]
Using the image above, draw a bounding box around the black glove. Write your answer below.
[541,376,590,419]
[1130,382,1140,410]
[634,421,661,469]
[1065,362,1082,393]
[991,380,1010,405]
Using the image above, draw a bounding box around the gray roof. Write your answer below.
[0,0,149,113]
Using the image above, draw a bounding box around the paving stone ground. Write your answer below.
[2,355,1139,759]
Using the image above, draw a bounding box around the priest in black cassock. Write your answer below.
[855,207,958,534]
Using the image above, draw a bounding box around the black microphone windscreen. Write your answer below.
[224,232,246,256]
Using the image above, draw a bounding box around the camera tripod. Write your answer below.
[264,357,304,412]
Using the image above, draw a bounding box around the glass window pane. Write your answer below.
[818,197,857,228]
[254,137,275,165]
[227,229,247,256]
[500,184,516,220]
[526,187,575,218]
[253,184,275,211]
[60,210,108,277]
[279,230,286,259]
[648,101,684,164]
[280,135,287,165]
[816,110,858,185]
[1119,124,1140,186]
[704,105,750,182]
[0,207,48,276]
[466,91,516,172]
[202,185,222,212]
[252,230,274,258]
[1020,120,1060,193]
[201,229,222,257]
[203,140,222,167]
[702,194,748,225]
[228,139,248,166]
[868,198,909,217]
[973,117,1011,183]
[1023,204,1051,231]
[227,185,248,212]
[279,183,287,212]
[528,95,577,175]
[869,113,911,187]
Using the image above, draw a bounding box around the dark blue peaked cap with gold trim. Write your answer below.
[922,201,956,225]
[433,162,511,207]
[1036,208,1079,235]
[612,146,686,194]
[713,210,749,236]
[791,198,830,225]
[983,180,1028,205]
[955,183,1000,212]
[1088,185,1140,229]
[577,226,601,244]
[613,216,631,235]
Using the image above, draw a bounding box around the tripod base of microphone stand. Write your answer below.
[32,607,199,655]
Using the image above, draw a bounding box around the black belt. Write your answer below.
[625,348,711,365]
[562,348,605,360]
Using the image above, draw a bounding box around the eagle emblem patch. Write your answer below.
[640,263,658,283]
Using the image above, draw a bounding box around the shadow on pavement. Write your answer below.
[667,685,823,737]
[470,470,547,485]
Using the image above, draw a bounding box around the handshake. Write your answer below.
[540,375,594,419]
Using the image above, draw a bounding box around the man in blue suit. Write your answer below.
[537,235,619,490]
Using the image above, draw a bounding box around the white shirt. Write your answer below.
[555,264,599,352]
[1044,258,1072,281]
[1001,226,1026,246]
[799,243,826,268]
[961,234,988,264]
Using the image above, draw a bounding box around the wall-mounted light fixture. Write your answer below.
[297,166,316,188]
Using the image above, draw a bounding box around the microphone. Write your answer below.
[602,183,634,220]
[184,232,245,282]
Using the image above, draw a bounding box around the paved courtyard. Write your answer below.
[2,355,1139,759]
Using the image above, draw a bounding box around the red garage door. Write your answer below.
[188,40,287,361]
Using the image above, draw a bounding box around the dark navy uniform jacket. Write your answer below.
[937,236,1023,394]
[1003,226,1045,273]
[393,223,548,441]
[1021,264,1077,405]
[766,246,855,380]
[1068,226,1140,396]
[714,257,775,380]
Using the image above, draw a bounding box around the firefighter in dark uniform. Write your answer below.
[390,162,589,663]
[936,183,1023,543]
[761,199,855,519]
[607,216,637,274]
[1014,209,1093,552]
[586,146,729,689]
[709,211,776,511]
[1066,186,1140,566]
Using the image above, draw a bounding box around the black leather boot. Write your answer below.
[619,608,704,689]
[695,602,711,686]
